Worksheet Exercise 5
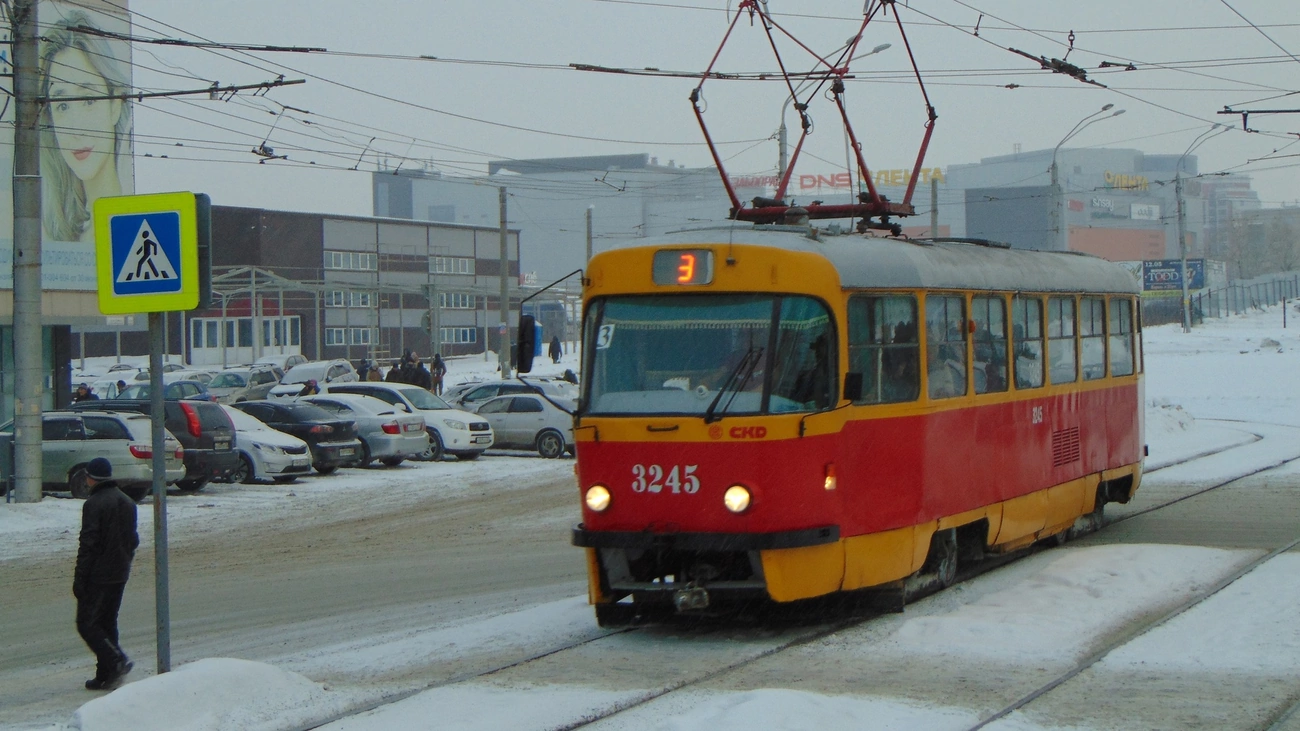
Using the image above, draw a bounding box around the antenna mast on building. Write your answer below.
[691,0,936,233]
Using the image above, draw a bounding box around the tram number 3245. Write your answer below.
[631,464,700,494]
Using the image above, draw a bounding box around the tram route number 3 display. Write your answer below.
[631,464,700,494]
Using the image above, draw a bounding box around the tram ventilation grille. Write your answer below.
[1052,427,1081,466]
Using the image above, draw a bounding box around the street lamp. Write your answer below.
[777,43,890,180]
[1050,104,1125,250]
[1175,123,1229,333]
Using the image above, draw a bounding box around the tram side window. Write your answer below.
[1012,296,1044,389]
[1109,297,1135,376]
[847,295,919,404]
[771,298,836,411]
[971,295,1008,394]
[1080,297,1106,381]
[925,294,967,399]
[1048,296,1077,385]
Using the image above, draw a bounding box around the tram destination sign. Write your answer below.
[1142,259,1205,292]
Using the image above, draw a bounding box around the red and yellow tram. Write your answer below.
[546,225,1143,625]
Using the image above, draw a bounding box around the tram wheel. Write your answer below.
[923,528,959,588]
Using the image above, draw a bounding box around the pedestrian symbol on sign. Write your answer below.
[116,219,177,283]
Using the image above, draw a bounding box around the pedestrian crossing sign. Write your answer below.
[94,192,200,314]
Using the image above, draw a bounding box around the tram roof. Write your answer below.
[627,225,1141,295]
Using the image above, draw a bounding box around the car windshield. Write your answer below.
[210,373,247,388]
[584,293,835,416]
[398,387,453,411]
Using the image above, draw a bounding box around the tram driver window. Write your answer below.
[1080,297,1106,380]
[972,295,1008,394]
[1109,297,1135,376]
[1048,296,1077,385]
[1012,295,1044,389]
[925,294,967,399]
[847,295,919,404]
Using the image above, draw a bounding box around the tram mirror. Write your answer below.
[516,315,537,373]
[843,372,864,402]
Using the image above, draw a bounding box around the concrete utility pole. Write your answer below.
[11,0,43,503]
[498,187,511,379]
[930,177,939,238]
[1176,173,1191,333]
[586,206,593,263]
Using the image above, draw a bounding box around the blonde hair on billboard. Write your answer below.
[39,10,132,242]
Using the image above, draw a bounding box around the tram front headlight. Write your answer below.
[585,484,611,512]
[723,485,751,513]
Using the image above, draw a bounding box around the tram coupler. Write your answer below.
[673,583,711,612]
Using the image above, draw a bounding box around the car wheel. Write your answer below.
[68,467,90,499]
[455,452,480,461]
[536,429,565,459]
[232,454,255,484]
[380,457,404,467]
[313,463,338,475]
[176,478,208,493]
[419,431,445,462]
[122,485,149,503]
[357,441,373,468]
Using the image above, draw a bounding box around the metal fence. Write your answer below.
[1142,276,1300,327]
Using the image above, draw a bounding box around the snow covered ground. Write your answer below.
[8,307,1300,730]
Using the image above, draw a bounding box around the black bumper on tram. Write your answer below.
[571,524,840,551]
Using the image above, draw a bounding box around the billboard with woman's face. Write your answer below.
[0,0,133,290]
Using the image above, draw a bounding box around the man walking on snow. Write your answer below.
[74,458,138,690]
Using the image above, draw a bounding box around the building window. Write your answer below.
[439,292,475,309]
[325,328,347,346]
[349,328,373,345]
[441,327,477,344]
[431,257,474,275]
[325,290,375,308]
[324,250,377,271]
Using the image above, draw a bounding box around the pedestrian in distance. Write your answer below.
[74,457,138,691]
[410,354,434,391]
[297,379,320,396]
[114,380,127,398]
[385,359,402,383]
[365,359,382,382]
[430,354,447,395]
[549,335,563,364]
[72,383,99,403]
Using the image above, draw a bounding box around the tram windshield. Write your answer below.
[584,294,836,416]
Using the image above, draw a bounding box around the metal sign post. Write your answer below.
[94,192,209,675]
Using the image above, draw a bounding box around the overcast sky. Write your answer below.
[124,0,1300,227]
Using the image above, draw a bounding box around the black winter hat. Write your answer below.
[87,457,112,480]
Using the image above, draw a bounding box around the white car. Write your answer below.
[474,394,576,459]
[320,382,493,461]
[448,377,577,410]
[254,353,309,373]
[220,404,313,484]
[269,359,358,398]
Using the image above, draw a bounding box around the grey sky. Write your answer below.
[127,0,1300,226]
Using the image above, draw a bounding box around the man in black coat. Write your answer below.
[74,458,138,690]
[410,354,434,391]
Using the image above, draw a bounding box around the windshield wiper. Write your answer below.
[703,347,764,424]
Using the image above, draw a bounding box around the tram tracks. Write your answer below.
[299,421,1300,730]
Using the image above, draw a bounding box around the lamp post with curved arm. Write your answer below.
[1050,104,1125,250]
[777,43,891,181]
[1176,124,1229,333]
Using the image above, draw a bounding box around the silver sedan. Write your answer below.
[473,394,576,458]
[301,393,429,467]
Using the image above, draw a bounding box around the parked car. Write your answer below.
[69,398,239,491]
[320,382,493,461]
[232,400,362,474]
[208,366,281,404]
[87,378,125,400]
[133,368,217,385]
[269,359,358,398]
[447,378,576,411]
[301,393,429,467]
[474,394,576,458]
[0,411,185,502]
[219,405,313,484]
[254,353,309,373]
[117,380,215,402]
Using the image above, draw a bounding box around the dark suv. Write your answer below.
[70,399,238,491]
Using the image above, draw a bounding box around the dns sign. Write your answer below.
[652,249,714,286]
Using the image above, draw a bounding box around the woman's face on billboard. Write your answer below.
[47,48,122,183]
